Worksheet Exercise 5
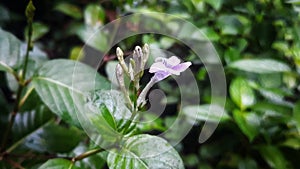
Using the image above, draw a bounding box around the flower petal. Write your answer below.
[172,62,192,72]
[153,71,171,82]
[149,62,167,73]
[167,56,181,66]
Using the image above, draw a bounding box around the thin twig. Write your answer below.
[71,148,105,162]
[4,158,25,169]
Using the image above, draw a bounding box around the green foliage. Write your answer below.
[229,59,291,74]
[0,28,22,73]
[24,124,83,153]
[38,158,80,169]
[0,0,300,168]
[107,134,184,169]
[230,77,256,110]
[32,59,110,127]
[183,104,229,122]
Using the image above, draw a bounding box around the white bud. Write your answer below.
[142,43,150,64]
[116,64,125,88]
[128,59,135,81]
[116,47,124,61]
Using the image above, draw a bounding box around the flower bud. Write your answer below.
[116,47,124,62]
[128,59,135,81]
[133,46,143,75]
[116,47,129,76]
[25,0,35,23]
[142,44,150,64]
[116,64,125,89]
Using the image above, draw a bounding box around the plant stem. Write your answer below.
[0,1,34,152]
[71,148,104,162]
[22,10,33,81]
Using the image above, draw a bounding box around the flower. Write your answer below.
[137,56,192,107]
[149,56,192,82]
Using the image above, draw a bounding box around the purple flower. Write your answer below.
[149,56,192,82]
[137,56,192,107]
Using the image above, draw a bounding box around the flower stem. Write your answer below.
[136,77,156,107]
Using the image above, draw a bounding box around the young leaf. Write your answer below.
[86,90,131,130]
[32,59,110,127]
[38,158,80,169]
[107,134,184,169]
[84,90,131,142]
[230,77,256,110]
[229,59,291,73]
[54,3,82,19]
[99,104,117,130]
[233,110,260,141]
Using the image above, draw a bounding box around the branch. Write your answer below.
[71,148,105,162]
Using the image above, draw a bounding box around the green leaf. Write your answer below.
[38,158,80,169]
[32,59,110,127]
[216,15,243,35]
[107,134,184,169]
[281,137,300,150]
[183,104,229,123]
[84,4,105,28]
[204,0,223,11]
[24,124,83,153]
[257,145,289,169]
[69,46,84,60]
[0,61,14,74]
[251,101,292,118]
[6,44,48,92]
[256,87,292,107]
[233,110,260,141]
[287,0,300,5]
[294,101,300,132]
[199,27,220,41]
[191,0,205,12]
[99,104,117,130]
[25,22,49,41]
[137,112,165,132]
[229,59,291,73]
[85,90,131,141]
[76,25,108,52]
[54,3,82,19]
[159,37,176,49]
[12,104,54,142]
[230,77,256,110]
[0,28,22,73]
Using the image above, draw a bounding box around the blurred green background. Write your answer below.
[1,0,300,168]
